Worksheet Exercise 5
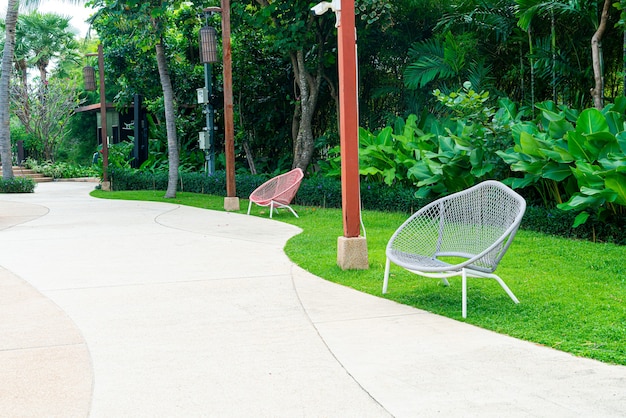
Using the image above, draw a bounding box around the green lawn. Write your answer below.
[92,190,626,365]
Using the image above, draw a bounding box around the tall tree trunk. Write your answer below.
[291,49,321,172]
[155,40,179,198]
[0,0,18,179]
[591,0,611,110]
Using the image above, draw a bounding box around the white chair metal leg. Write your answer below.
[247,200,252,215]
[270,201,274,218]
[462,268,467,318]
[493,275,520,304]
[383,258,391,293]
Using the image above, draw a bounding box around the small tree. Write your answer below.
[10,79,84,161]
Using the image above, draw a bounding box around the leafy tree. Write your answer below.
[10,78,84,160]
[240,0,338,173]
[89,0,195,198]
[0,0,85,179]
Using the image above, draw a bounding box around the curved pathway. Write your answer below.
[0,182,624,417]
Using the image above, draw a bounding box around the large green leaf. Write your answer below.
[541,162,572,181]
[519,131,545,157]
[541,147,574,164]
[616,131,626,154]
[383,168,396,186]
[469,148,483,167]
[567,131,600,162]
[496,149,526,165]
[376,127,393,146]
[536,101,564,122]
[438,136,456,154]
[603,111,625,135]
[495,98,518,122]
[511,160,545,175]
[572,212,590,228]
[576,108,609,135]
[598,142,623,160]
[548,119,574,140]
[511,122,540,142]
[417,175,442,187]
[558,194,604,210]
[509,175,538,189]
[360,166,382,176]
[407,162,432,181]
[585,131,617,142]
[470,163,493,178]
[610,96,626,114]
[571,162,605,188]
[605,173,626,206]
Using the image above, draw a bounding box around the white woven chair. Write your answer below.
[247,168,304,218]
[383,180,526,318]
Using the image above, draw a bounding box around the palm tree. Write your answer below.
[19,12,78,84]
[0,0,84,179]
[0,0,19,178]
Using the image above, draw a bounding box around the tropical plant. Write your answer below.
[16,12,79,84]
[497,98,626,228]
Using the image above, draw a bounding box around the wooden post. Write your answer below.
[221,0,239,210]
[336,0,368,269]
[338,1,360,238]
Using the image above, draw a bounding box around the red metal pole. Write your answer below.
[337,1,361,238]
[221,0,236,198]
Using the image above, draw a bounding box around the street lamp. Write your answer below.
[198,10,219,175]
[83,44,110,190]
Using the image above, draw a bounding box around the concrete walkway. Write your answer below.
[0,182,624,417]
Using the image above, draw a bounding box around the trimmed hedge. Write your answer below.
[521,206,625,245]
[109,168,625,244]
[0,177,36,193]
[109,169,424,213]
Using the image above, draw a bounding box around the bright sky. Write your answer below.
[0,0,96,38]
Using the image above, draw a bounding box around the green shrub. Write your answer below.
[22,158,99,179]
[497,99,626,227]
[0,177,36,193]
[522,206,625,245]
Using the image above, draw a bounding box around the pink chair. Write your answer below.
[247,168,304,218]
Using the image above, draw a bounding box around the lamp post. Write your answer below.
[83,44,110,189]
[199,11,219,175]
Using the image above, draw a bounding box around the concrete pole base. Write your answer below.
[337,236,369,270]
[100,181,111,191]
[224,197,240,211]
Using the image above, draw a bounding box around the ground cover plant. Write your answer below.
[92,189,626,365]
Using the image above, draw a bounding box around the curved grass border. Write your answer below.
[91,190,626,366]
